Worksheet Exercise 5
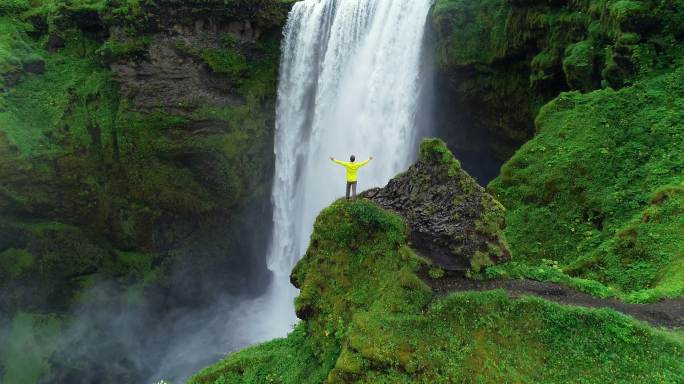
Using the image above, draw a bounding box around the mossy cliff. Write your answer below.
[190,141,684,384]
[431,0,684,163]
[0,0,289,381]
[430,0,684,304]
[489,65,684,302]
[0,0,288,312]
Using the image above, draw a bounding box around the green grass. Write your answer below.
[0,32,116,157]
[190,199,684,384]
[489,64,684,303]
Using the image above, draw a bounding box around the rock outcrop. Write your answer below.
[363,138,510,273]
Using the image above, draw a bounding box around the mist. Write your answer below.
[1,1,449,383]
[39,280,285,383]
[11,195,281,384]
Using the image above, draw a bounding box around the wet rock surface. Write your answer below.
[362,139,511,273]
[110,33,241,114]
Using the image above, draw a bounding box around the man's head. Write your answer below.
[350,155,356,162]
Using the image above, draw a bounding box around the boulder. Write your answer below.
[362,138,511,273]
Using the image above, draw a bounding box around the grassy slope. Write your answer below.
[189,198,684,384]
[490,68,684,303]
[432,0,684,303]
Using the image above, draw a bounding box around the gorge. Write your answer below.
[0,0,683,383]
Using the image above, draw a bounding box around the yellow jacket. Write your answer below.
[332,158,371,182]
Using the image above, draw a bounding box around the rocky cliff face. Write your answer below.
[0,1,289,382]
[0,0,289,314]
[363,138,510,273]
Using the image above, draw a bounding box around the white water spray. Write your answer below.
[257,0,434,339]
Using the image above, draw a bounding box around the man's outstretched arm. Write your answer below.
[330,157,347,166]
[357,156,374,167]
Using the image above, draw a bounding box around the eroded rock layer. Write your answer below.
[363,138,510,272]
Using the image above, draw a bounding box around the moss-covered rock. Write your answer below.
[490,57,684,303]
[0,0,289,315]
[189,193,684,384]
[431,0,684,162]
[362,138,510,273]
[0,0,290,381]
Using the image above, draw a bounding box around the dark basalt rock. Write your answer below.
[46,35,65,52]
[22,57,45,74]
[109,34,243,114]
[362,139,511,273]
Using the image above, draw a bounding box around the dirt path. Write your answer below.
[423,273,684,328]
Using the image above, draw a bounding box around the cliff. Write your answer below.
[432,0,684,166]
[0,0,288,313]
[0,0,289,381]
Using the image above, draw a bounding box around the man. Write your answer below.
[330,154,374,200]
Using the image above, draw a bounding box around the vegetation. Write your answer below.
[431,0,684,303]
[2,0,684,382]
[190,199,684,384]
[0,0,285,309]
[431,0,684,159]
[0,0,288,381]
[489,66,684,303]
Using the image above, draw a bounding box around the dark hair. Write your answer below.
[350,155,356,162]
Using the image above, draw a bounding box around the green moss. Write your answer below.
[0,248,34,278]
[0,27,117,157]
[474,196,506,235]
[563,39,599,92]
[431,0,510,67]
[427,267,444,279]
[0,16,37,91]
[190,323,334,384]
[470,250,492,274]
[490,62,684,303]
[431,0,684,156]
[484,262,620,299]
[0,0,286,380]
[0,0,282,315]
[573,184,684,302]
[96,35,150,59]
[419,138,461,176]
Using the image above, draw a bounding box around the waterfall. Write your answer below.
[261,0,434,338]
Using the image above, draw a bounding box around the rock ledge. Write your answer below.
[362,138,511,273]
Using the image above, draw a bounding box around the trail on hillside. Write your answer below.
[423,273,684,328]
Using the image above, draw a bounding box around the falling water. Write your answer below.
[259,0,434,339]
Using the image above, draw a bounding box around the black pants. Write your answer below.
[346,181,357,200]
